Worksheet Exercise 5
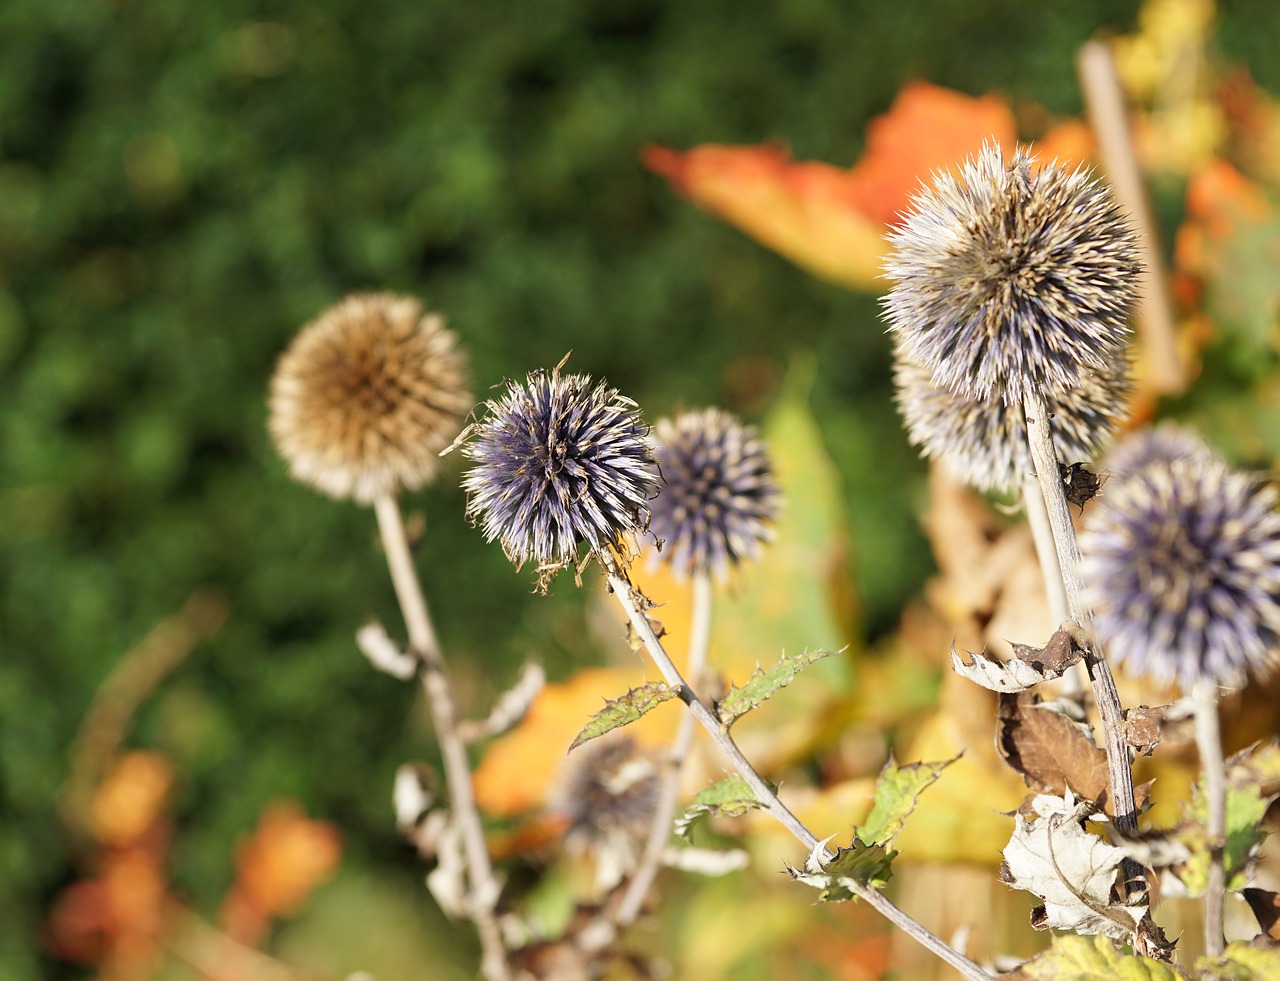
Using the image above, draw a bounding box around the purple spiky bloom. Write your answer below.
[648,408,780,580]
[1079,457,1280,689]
[882,142,1140,406]
[460,366,657,581]
[1101,421,1216,483]
[893,347,1130,494]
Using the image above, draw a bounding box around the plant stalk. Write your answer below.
[1021,395,1144,876]
[611,572,714,931]
[373,494,510,981]
[603,558,993,981]
[1194,677,1226,956]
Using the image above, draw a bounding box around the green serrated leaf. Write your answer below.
[786,837,895,901]
[716,649,834,728]
[821,839,895,895]
[1017,934,1182,981]
[856,754,959,847]
[1195,939,1280,981]
[674,775,769,841]
[567,682,678,753]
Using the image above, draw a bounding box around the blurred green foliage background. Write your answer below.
[7,0,1279,976]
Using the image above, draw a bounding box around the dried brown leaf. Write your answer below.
[1243,888,1280,940]
[1010,628,1084,677]
[998,691,1111,808]
[1121,705,1168,758]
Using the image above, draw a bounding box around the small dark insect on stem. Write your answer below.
[1059,461,1103,513]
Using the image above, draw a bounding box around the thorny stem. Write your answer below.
[373,494,511,981]
[1194,677,1226,957]
[1021,395,1145,882]
[609,572,715,933]
[603,557,994,981]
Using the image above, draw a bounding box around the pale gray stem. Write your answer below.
[1076,40,1184,395]
[1021,396,1142,850]
[1194,677,1226,956]
[609,572,714,932]
[1022,473,1069,627]
[1022,475,1079,696]
[603,559,993,981]
[373,494,510,981]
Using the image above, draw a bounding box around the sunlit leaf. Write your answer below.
[1196,939,1280,980]
[997,691,1114,810]
[842,79,1018,226]
[645,81,1016,289]
[893,685,1026,863]
[951,646,1050,693]
[786,834,895,899]
[643,141,886,289]
[624,359,855,773]
[1174,739,1280,895]
[716,649,834,728]
[675,775,770,842]
[474,667,677,816]
[231,800,342,920]
[1000,793,1145,941]
[1011,933,1182,981]
[857,755,958,847]
[568,681,679,752]
[90,750,173,848]
[1174,158,1280,370]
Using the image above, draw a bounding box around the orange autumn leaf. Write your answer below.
[1032,119,1096,170]
[228,801,341,921]
[44,853,168,973]
[90,751,173,849]
[645,81,1017,289]
[645,142,887,289]
[1175,156,1280,357]
[474,666,680,816]
[841,80,1017,225]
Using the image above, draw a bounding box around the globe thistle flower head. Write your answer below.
[268,293,470,504]
[460,363,657,584]
[648,408,781,581]
[1101,420,1216,483]
[882,142,1140,406]
[893,348,1130,494]
[1079,457,1280,690]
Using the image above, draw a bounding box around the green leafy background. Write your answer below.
[8,0,1280,977]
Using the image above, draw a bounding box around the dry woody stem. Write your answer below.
[602,556,994,981]
[1022,394,1144,879]
[373,494,511,981]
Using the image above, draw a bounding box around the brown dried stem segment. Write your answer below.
[602,557,994,981]
[373,494,511,981]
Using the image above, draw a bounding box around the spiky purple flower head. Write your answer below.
[882,142,1140,406]
[648,408,780,580]
[893,347,1130,494]
[1101,421,1215,483]
[460,364,657,583]
[1079,457,1280,689]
